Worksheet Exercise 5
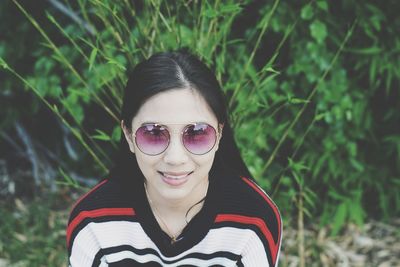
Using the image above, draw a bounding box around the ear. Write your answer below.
[215,123,224,151]
[121,120,135,154]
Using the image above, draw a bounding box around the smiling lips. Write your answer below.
[158,171,193,186]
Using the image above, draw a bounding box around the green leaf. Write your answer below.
[105,56,126,71]
[315,112,327,121]
[288,158,310,172]
[204,7,218,18]
[316,1,328,11]
[328,189,347,201]
[89,48,98,71]
[92,129,111,141]
[310,20,327,44]
[349,158,364,172]
[331,202,347,236]
[220,4,242,14]
[371,17,381,31]
[178,25,193,46]
[312,153,328,177]
[112,126,121,142]
[303,206,312,218]
[52,104,59,113]
[62,96,84,124]
[57,168,80,189]
[289,97,310,104]
[0,56,9,69]
[261,66,280,75]
[255,135,267,149]
[347,46,382,55]
[204,3,242,18]
[301,5,313,20]
[281,176,293,186]
[349,201,365,226]
[292,171,303,187]
[303,190,316,208]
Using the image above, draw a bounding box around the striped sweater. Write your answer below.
[67,174,282,266]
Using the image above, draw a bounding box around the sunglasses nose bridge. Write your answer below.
[162,131,189,164]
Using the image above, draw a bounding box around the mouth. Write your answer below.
[157,171,193,179]
[157,171,193,186]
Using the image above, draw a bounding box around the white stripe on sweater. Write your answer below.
[69,221,270,266]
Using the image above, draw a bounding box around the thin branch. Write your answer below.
[47,0,96,36]
[1,131,24,153]
[15,121,40,187]
[261,19,358,174]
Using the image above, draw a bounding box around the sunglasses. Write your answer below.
[133,122,218,156]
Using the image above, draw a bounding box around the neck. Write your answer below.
[145,179,209,221]
[144,179,209,242]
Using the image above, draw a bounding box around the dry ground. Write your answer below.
[281,219,400,267]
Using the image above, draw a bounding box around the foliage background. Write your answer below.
[0,0,399,266]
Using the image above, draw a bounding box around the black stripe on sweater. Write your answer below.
[212,221,273,266]
[92,245,241,267]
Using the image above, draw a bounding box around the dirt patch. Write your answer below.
[280,219,400,267]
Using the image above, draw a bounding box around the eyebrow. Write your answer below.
[139,121,210,126]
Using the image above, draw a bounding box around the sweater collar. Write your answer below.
[134,170,221,256]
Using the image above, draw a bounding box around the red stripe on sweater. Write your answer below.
[241,177,281,242]
[70,179,109,213]
[215,214,278,265]
[66,207,136,248]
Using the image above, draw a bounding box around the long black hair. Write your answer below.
[109,50,251,185]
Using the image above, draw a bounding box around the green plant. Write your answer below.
[0,197,68,266]
[1,0,399,265]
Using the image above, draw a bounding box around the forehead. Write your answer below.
[132,88,218,126]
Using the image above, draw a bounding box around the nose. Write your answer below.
[163,134,189,165]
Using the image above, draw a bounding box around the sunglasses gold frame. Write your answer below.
[132,122,220,156]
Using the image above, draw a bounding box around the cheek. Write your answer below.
[192,152,217,171]
[135,154,159,174]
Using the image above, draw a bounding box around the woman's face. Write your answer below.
[122,88,222,203]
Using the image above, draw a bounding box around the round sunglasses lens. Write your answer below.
[135,125,169,155]
[183,124,217,155]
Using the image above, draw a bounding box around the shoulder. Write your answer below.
[239,176,281,227]
[67,178,133,218]
[66,178,137,252]
[215,176,282,266]
[218,176,282,227]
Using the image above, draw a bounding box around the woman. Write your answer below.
[67,50,282,266]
